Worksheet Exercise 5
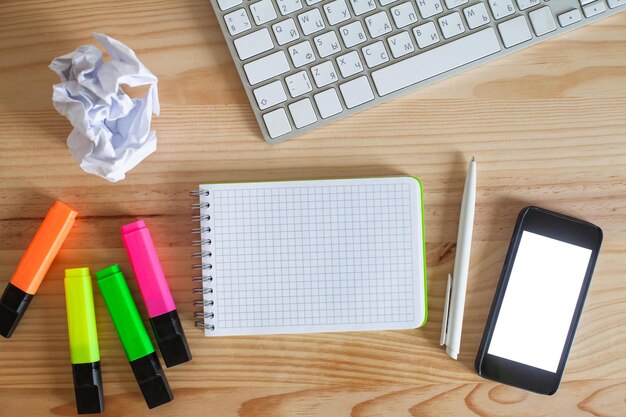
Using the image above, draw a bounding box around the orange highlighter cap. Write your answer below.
[10,201,78,294]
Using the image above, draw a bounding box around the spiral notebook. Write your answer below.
[191,177,427,336]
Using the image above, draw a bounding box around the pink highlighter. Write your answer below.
[121,220,191,367]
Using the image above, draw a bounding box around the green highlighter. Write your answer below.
[96,264,173,409]
[64,268,104,414]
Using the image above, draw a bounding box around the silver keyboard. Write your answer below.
[210,0,625,143]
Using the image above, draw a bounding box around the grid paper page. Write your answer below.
[197,177,426,336]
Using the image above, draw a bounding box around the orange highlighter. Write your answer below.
[0,201,77,338]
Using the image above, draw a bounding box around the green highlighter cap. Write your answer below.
[96,264,154,361]
[96,264,173,409]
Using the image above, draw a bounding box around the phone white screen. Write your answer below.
[487,231,592,372]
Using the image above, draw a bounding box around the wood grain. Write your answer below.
[1,0,625,415]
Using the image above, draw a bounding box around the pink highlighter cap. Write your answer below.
[121,220,192,367]
[121,220,176,318]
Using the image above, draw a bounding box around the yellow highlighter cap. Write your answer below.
[64,268,100,364]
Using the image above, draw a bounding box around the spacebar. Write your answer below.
[372,28,502,96]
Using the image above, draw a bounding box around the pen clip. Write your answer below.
[440,273,452,346]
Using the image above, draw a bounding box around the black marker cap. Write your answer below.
[72,361,104,414]
[150,310,192,367]
[130,352,173,409]
[0,283,33,338]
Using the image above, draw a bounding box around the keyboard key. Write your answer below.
[362,41,389,68]
[387,32,415,58]
[233,29,274,61]
[336,51,364,77]
[254,80,288,110]
[314,31,342,58]
[250,0,278,25]
[445,0,468,8]
[413,21,440,48]
[217,0,243,11]
[380,0,400,5]
[529,7,557,36]
[339,21,367,48]
[276,0,303,15]
[416,0,443,19]
[608,0,626,8]
[285,71,313,97]
[558,9,582,26]
[324,0,352,25]
[488,0,515,19]
[289,98,318,128]
[311,61,339,87]
[273,19,300,45]
[463,3,491,29]
[438,12,465,39]
[243,51,290,85]
[288,40,316,67]
[224,9,252,35]
[306,0,323,4]
[365,11,393,38]
[579,0,595,5]
[298,9,326,35]
[516,0,541,10]
[582,1,607,17]
[498,16,532,48]
[372,28,501,96]
[339,76,375,108]
[263,108,292,139]
[314,89,343,118]
[391,2,419,28]
[349,0,376,15]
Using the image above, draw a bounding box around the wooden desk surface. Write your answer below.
[1,1,625,416]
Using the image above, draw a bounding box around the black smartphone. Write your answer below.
[475,206,602,395]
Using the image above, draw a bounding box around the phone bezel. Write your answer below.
[475,206,603,395]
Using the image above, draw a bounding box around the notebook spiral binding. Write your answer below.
[190,189,215,331]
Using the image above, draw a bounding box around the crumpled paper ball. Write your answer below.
[49,32,159,182]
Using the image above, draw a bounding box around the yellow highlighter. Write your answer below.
[64,268,104,414]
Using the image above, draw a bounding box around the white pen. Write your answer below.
[440,157,476,360]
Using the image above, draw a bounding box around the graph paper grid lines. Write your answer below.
[197,177,426,336]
